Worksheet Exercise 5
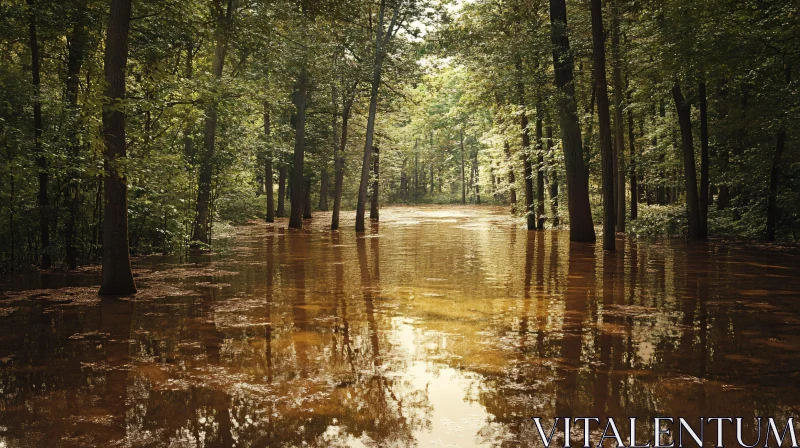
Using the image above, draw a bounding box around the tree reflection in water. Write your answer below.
[0,206,799,447]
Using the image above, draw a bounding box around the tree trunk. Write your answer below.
[611,3,626,232]
[549,0,596,242]
[473,153,481,204]
[289,68,308,229]
[590,0,616,251]
[276,165,287,217]
[698,82,709,238]
[65,0,90,269]
[27,0,50,269]
[302,177,312,220]
[318,169,329,211]
[264,103,275,223]
[193,0,233,244]
[627,91,638,221]
[370,146,379,220]
[98,0,136,295]
[535,102,545,229]
[332,89,352,230]
[504,140,517,211]
[672,83,702,239]
[766,64,791,242]
[547,125,559,226]
[356,0,399,232]
[460,129,467,205]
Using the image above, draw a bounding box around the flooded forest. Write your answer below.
[1,0,800,446]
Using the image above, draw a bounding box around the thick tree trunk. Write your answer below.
[193,0,233,244]
[370,147,379,220]
[549,0,596,242]
[290,69,308,228]
[611,3,626,232]
[590,0,616,251]
[698,82,709,238]
[318,169,329,211]
[98,0,136,295]
[460,130,467,204]
[276,165,286,217]
[27,0,50,269]
[535,103,545,229]
[264,103,275,223]
[672,83,702,240]
[65,0,90,269]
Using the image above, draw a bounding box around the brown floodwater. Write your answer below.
[1,205,799,447]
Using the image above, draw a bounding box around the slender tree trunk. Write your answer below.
[672,83,702,240]
[332,91,352,230]
[302,176,312,220]
[516,60,535,229]
[98,0,136,295]
[357,0,399,232]
[460,129,466,204]
[504,140,517,211]
[473,153,481,204]
[65,0,90,269]
[698,82,709,238]
[27,0,50,269]
[264,103,274,223]
[611,2,626,232]
[193,0,233,244]
[318,169,329,211]
[535,102,545,229]
[276,165,286,217]
[370,146,379,220]
[590,0,616,251]
[627,90,638,220]
[290,69,308,228]
[430,163,434,194]
[547,124,559,226]
[549,0,596,242]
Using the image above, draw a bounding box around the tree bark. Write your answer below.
[302,177,312,220]
[332,84,353,230]
[516,60,535,230]
[504,140,517,211]
[370,146,379,220]
[276,165,286,217]
[193,0,233,244]
[460,129,467,204]
[98,0,136,295]
[672,83,702,240]
[27,0,50,269]
[549,0,596,242]
[547,124,559,226]
[590,0,616,251]
[698,82,709,238]
[264,103,274,223]
[627,90,638,221]
[290,68,308,228]
[611,2,626,232]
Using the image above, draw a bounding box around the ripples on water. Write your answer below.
[0,206,799,447]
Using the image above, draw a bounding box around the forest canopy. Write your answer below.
[1,0,799,278]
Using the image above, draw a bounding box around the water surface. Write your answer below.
[1,206,799,447]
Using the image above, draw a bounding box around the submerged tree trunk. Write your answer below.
[193,0,233,244]
[318,169,329,211]
[98,0,136,295]
[264,102,275,223]
[611,3,626,233]
[590,0,616,251]
[672,83,702,240]
[27,0,50,269]
[276,165,287,217]
[370,146,379,220]
[65,0,90,269]
[698,82,709,238]
[549,0,596,242]
[289,68,308,229]
[356,0,400,232]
